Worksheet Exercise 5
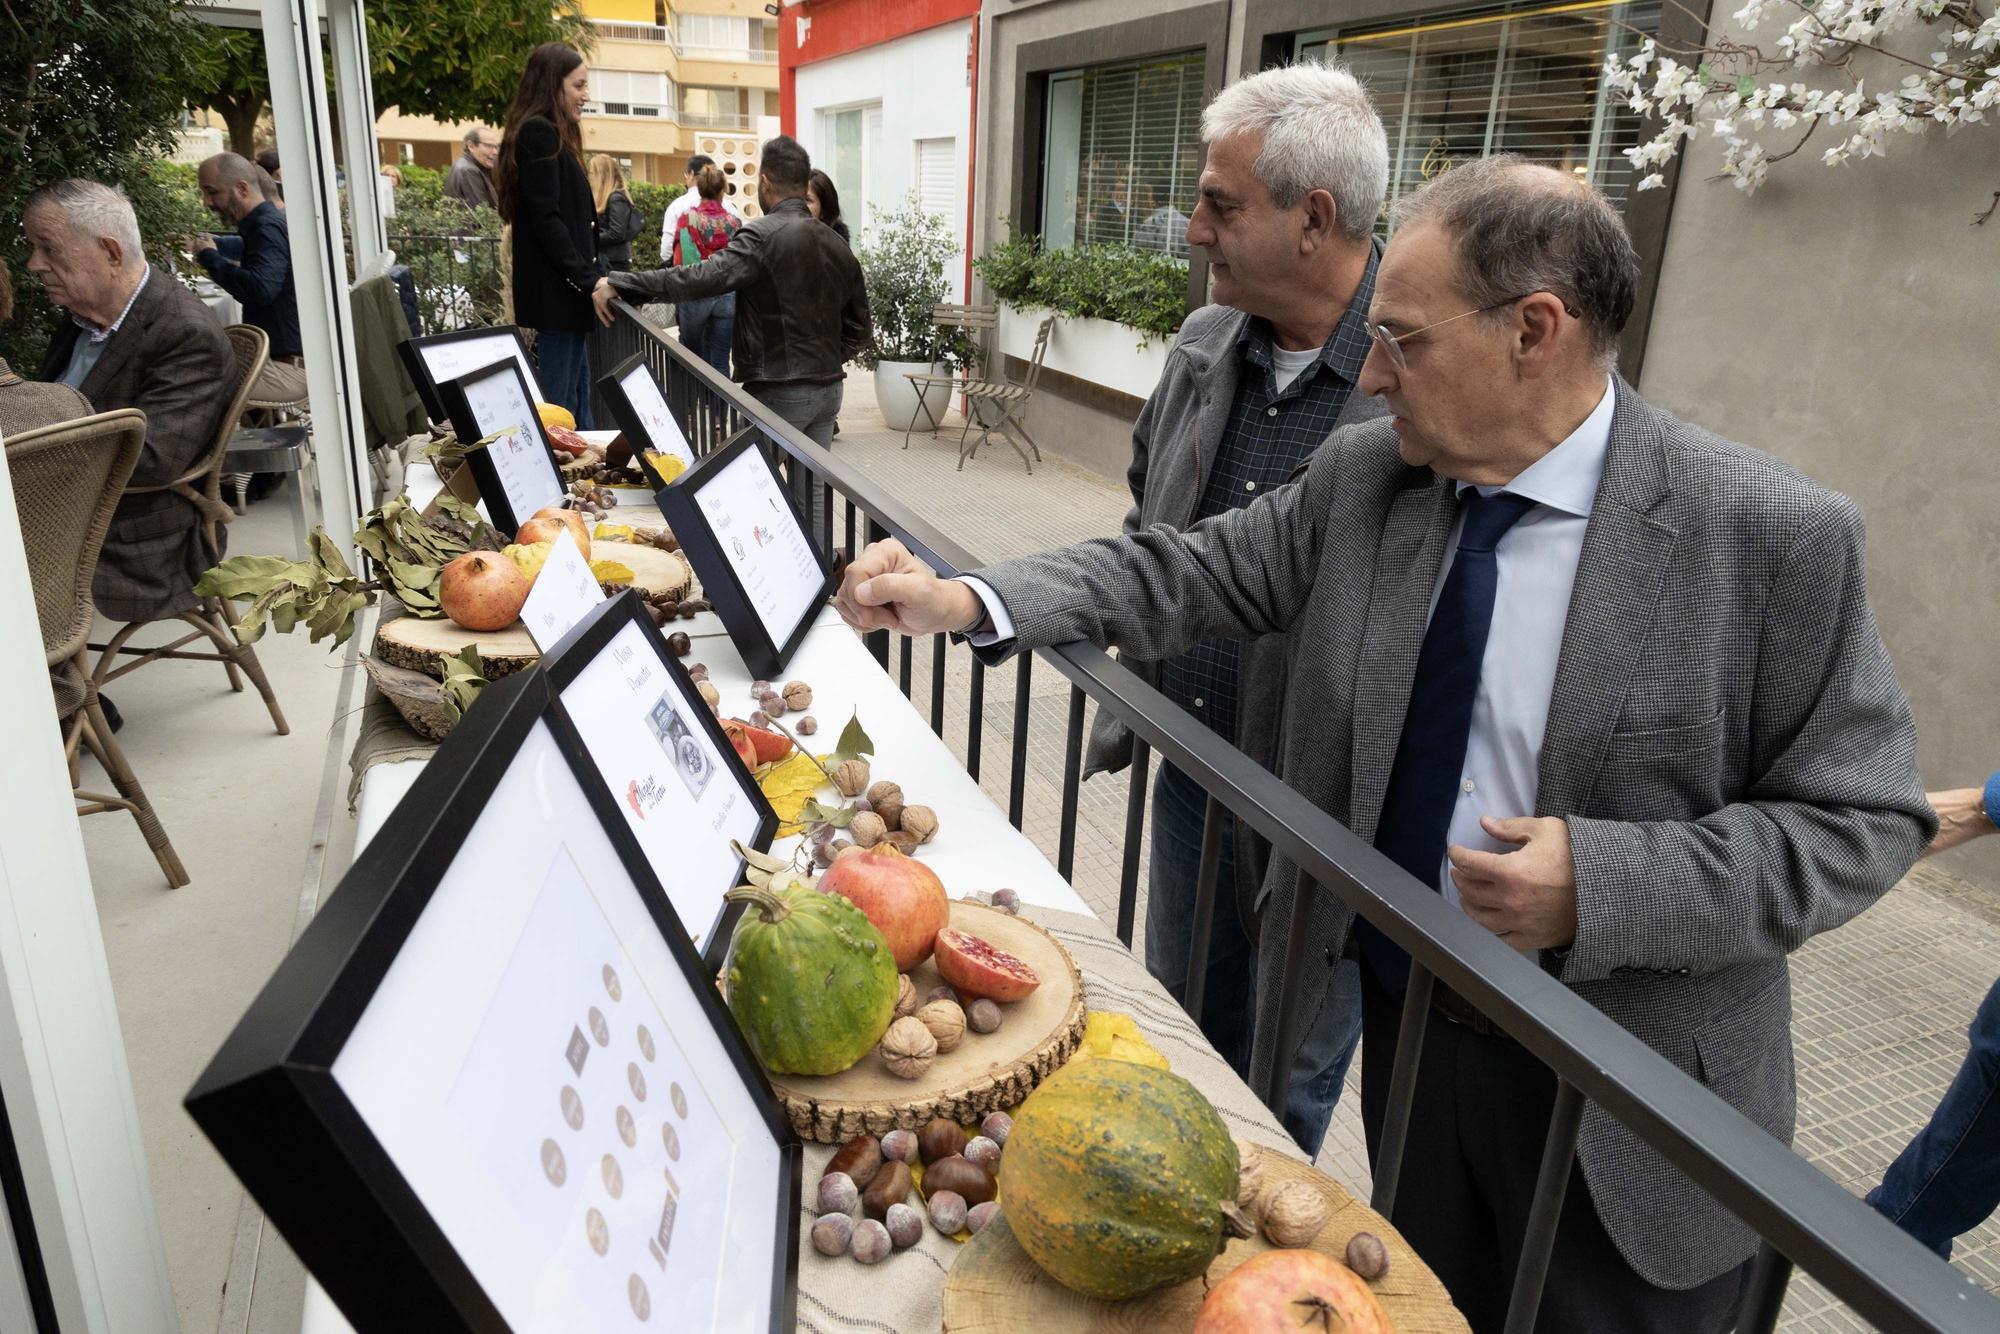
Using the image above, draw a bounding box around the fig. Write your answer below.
[991,888,1020,915]
[963,1135,1001,1172]
[884,1201,923,1249]
[918,1118,966,1166]
[1346,1230,1391,1281]
[825,1132,880,1187]
[812,1212,853,1256]
[927,1190,968,1235]
[922,1154,996,1207]
[966,998,1003,1034]
[980,1110,1012,1146]
[880,1128,919,1163]
[861,1160,912,1221]
[850,1218,891,1264]
[934,927,1040,1002]
[966,1201,1000,1235]
[817,1172,859,1216]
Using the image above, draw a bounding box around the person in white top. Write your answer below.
[658,154,744,258]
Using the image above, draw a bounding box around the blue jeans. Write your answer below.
[533,328,593,428]
[1867,976,2000,1258]
[676,293,735,377]
[1149,761,1364,1155]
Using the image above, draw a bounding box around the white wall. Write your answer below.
[795,19,974,300]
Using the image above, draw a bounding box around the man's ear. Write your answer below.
[97,235,127,269]
[1512,291,1568,379]
[1301,188,1340,252]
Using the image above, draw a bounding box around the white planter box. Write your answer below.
[997,304,1171,401]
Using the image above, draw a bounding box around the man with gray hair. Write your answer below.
[1083,60,1389,1152]
[26,179,234,626]
[836,154,1932,1326]
[445,126,500,209]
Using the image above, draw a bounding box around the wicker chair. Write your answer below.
[10,410,189,888]
[89,323,290,735]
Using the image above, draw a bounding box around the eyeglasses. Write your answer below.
[1368,292,1582,371]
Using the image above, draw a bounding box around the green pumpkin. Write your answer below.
[1003,1057,1251,1301]
[724,880,898,1076]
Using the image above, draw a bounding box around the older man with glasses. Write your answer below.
[833,154,1933,1329]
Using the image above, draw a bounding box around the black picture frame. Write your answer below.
[652,431,836,681]
[185,669,801,1334]
[399,325,544,424]
[439,356,570,537]
[538,590,780,970]
[595,353,697,477]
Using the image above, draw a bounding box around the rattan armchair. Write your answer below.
[10,410,189,888]
[89,323,289,735]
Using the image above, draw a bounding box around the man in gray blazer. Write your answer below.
[1089,62,1389,1149]
[837,156,1933,1328]
[26,179,234,625]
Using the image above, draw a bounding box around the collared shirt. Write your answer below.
[198,201,300,358]
[1435,375,1616,908]
[58,264,151,389]
[1156,241,1380,747]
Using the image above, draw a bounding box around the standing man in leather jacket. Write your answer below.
[599,135,868,536]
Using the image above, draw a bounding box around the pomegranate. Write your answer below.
[726,719,793,766]
[1193,1250,1392,1334]
[934,927,1040,1003]
[819,846,949,971]
[438,551,529,631]
[517,507,590,558]
[545,423,592,456]
[716,719,758,771]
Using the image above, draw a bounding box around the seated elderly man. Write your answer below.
[26,179,234,626]
[0,264,89,438]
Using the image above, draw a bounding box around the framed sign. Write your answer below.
[185,669,800,1334]
[653,433,834,680]
[540,592,778,968]
[440,357,570,537]
[596,355,696,481]
[400,326,545,423]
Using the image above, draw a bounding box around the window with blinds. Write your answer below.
[1041,51,1204,256]
[1298,0,1661,234]
[587,70,675,119]
[916,138,957,224]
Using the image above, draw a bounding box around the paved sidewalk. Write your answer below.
[825,369,2000,1330]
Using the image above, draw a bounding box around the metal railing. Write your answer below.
[678,45,778,63]
[679,106,753,130]
[386,233,503,334]
[590,19,670,43]
[591,302,2000,1333]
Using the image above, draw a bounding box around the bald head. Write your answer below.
[199,153,264,224]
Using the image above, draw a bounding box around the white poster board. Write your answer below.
[689,449,823,653]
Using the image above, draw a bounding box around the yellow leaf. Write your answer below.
[589,560,635,585]
[758,751,830,836]
[593,523,636,541]
[1073,1011,1170,1070]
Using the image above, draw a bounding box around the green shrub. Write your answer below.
[973,227,1188,346]
[627,181,684,271]
[396,162,443,194]
[855,194,980,371]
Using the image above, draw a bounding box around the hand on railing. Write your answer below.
[836,538,983,637]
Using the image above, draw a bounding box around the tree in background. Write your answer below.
[0,0,211,371]
[181,0,592,159]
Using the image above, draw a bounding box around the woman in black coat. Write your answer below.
[496,42,609,426]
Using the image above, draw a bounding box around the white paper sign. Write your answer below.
[691,449,822,651]
[420,331,544,403]
[557,622,763,953]
[613,363,695,467]
[460,364,566,527]
[521,528,605,652]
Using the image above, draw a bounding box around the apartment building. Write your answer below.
[374,0,781,189]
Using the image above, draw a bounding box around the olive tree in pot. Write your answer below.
[855,196,980,432]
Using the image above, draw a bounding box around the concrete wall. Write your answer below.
[1641,88,2000,888]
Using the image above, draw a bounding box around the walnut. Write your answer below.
[1259,1181,1331,1247]
[832,759,871,797]
[850,812,888,848]
[879,1016,936,1079]
[1234,1139,1266,1210]
[899,805,938,845]
[865,780,903,808]
[874,795,906,831]
[782,680,813,710]
[894,974,919,1018]
[834,842,866,862]
[914,999,966,1052]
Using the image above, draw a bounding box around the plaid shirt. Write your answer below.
[1158,245,1379,745]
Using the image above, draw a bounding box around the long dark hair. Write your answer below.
[496,42,584,223]
[808,169,850,244]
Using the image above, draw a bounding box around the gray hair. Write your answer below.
[1392,154,1638,365]
[24,179,143,258]
[1200,62,1388,245]
[463,126,492,149]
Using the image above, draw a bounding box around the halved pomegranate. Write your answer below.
[716,718,758,771]
[934,927,1040,1003]
[726,718,793,766]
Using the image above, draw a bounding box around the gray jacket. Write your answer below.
[1085,301,1387,918]
[972,379,1933,1287]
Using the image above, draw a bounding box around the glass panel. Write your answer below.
[1042,75,1084,250]
[1041,50,1203,256]
[829,108,864,227]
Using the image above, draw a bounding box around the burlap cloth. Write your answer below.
[345,687,436,808]
[797,906,1468,1334]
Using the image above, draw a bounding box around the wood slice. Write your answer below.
[767,901,1086,1144]
[595,542,695,603]
[941,1151,1470,1334]
[375,613,541,679]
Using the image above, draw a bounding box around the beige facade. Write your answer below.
[974,0,2000,887]
[375,0,780,186]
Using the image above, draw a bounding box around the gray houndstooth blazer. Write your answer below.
[970,378,1934,1288]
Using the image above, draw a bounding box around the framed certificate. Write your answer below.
[440,357,570,537]
[400,325,545,423]
[596,354,696,477]
[186,669,801,1334]
[540,592,778,968]
[653,433,835,680]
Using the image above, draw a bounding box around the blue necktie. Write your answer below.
[1359,489,1537,990]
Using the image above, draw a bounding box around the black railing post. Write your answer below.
[1183,795,1228,1023]
[1370,960,1436,1219]
[1262,868,1321,1115]
[1008,655,1031,829]
[966,658,985,781]
[1739,1242,1794,1334]
[930,635,947,735]
[1056,685,1085,880]
[1502,1079,1587,1334]
[1115,739,1150,950]
[898,634,913,698]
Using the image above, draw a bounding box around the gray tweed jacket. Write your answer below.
[39,271,234,623]
[971,378,1933,1288]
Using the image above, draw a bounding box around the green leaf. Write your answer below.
[1737,75,1758,98]
[800,798,854,829]
[439,645,489,714]
[193,554,311,600]
[830,710,875,765]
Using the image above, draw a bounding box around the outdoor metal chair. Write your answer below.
[899,303,999,448]
[90,323,290,736]
[953,314,1052,473]
[11,410,189,888]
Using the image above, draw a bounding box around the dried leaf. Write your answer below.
[830,710,875,765]
[799,797,854,828]
[193,554,312,601]
[759,750,832,834]
[438,645,489,715]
